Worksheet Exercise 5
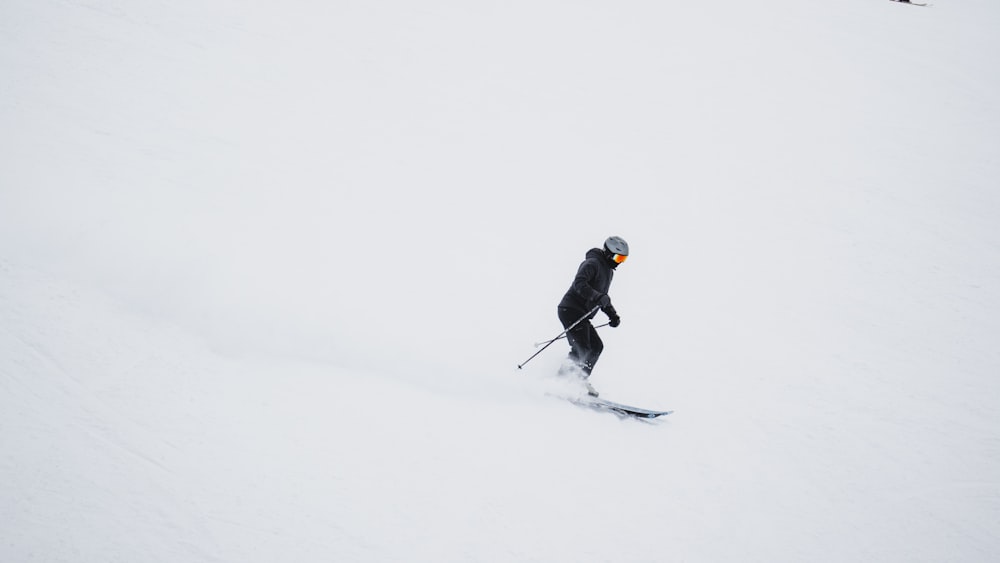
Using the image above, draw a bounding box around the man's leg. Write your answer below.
[558,307,593,373]
[581,325,604,376]
[557,308,602,397]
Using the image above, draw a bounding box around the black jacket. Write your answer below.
[558,248,615,313]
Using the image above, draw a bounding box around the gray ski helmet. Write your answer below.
[604,236,629,256]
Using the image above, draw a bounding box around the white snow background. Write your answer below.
[2,0,999,561]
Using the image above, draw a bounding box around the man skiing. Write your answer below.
[557,236,628,397]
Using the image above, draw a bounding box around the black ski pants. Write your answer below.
[557,306,603,376]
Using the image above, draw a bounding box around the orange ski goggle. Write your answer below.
[612,254,628,264]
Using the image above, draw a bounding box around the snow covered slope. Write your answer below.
[2,0,999,561]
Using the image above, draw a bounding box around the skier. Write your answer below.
[557,236,628,397]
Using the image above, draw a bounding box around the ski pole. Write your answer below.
[517,306,599,369]
[533,323,609,347]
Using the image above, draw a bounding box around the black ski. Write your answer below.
[889,0,929,6]
[569,396,673,419]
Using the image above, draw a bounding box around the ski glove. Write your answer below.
[604,305,621,328]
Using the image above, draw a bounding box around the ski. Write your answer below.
[569,395,673,420]
[889,0,929,6]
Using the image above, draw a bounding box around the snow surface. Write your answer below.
[2,0,999,561]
